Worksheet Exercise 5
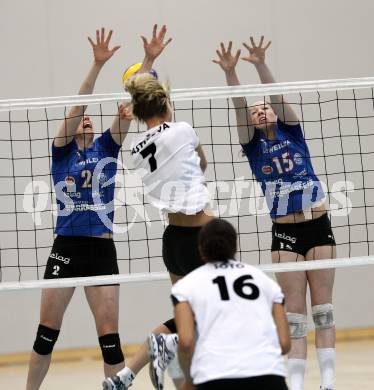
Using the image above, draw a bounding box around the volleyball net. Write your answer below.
[1,77,374,291]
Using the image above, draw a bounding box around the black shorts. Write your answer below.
[162,225,204,276]
[271,213,336,257]
[197,375,288,390]
[44,235,119,279]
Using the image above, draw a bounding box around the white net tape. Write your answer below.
[1,77,374,111]
[1,256,374,291]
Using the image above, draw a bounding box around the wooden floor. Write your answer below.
[1,340,373,389]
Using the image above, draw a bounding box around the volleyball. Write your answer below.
[122,62,158,87]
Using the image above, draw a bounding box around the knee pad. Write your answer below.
[98,333,124,365]
[163,318,177,334]
[287,313,308,339]
[167,354,184,380]
[33,324,60,355]
[312,303,335,330]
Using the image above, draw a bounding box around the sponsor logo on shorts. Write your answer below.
[275,231,297,244]
[50,252,70,264]
[65,176,75,186]
[294,153,303,165]
[262,165,273,175]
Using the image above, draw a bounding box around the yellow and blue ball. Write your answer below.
[122,62,158,87]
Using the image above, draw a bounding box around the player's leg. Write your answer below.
[167,352,185,390]
[26,287,75,390]
[103,270,183,389]
[103,321,178,390]
[272,250,307,390]
[306,245,336,390]
[85,284,125,376]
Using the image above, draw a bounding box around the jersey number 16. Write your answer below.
[213,275,260,301]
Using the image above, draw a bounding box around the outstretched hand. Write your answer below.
[141,24,172,61]
[212,41,241,73]
[242,35,271,65]
[118,103,133,121]
[88,28,121,65]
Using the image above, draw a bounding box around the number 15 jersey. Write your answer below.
[171,260,286,384]
[131,121,210,214]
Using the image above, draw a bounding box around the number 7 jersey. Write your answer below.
[130,121,210,214]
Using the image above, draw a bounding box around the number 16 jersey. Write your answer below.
[131,121,210,214]
[171,260,286,384]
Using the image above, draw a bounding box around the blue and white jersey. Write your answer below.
[242,119,324,218]
[52,129,121,236]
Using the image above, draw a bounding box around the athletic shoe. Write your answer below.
[148,333,177,389]
[102,376,126,390]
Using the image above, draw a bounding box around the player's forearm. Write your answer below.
[254,62,276,84]
[178,346,193,381]
[110,115,131,145]
[55,62,104,145]
[77,61,105,95]
[254,62,282,104]
[224,70,247,109]
[138,55,154,74]
[254,62,298,123]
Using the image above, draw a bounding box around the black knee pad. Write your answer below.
[98,333,124,365]
[163,318,177,333]
[33,324,60,355]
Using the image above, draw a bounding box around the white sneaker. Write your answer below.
[148,333,178,390]
[102,368,135,390]
[102,376,126,390]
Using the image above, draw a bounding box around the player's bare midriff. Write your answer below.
[272,201,327,224]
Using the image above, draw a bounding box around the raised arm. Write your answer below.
[213,42,254,144]
[242,36,299,125]
[54,28,120,147]
[138,24,172,74]
[110,103,133,145]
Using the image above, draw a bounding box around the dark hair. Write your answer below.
[198,218,237,263]
[125,73,170,122]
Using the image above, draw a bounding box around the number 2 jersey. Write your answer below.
[52,129,120,236]
[171,260,286,384]
[130,121,210,214]
[241,119,325,218]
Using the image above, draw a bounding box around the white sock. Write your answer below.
[288,358,306,390]
[118,366,135,387]
[316,348,335,389]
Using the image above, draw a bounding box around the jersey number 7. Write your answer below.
[140,143,158,172]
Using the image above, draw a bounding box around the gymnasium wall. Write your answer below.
[1,0,374,354]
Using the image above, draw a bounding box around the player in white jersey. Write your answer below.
[173,218,290,390]
[103,29,213,390]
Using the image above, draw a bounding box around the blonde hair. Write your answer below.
[125,73,170,122]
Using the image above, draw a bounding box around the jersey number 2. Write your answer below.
[140,143,158,172]
[212,275,260,301]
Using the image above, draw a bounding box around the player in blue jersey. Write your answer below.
[26,28,132,390]
[214,37,336,390]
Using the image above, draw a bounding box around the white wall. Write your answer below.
[1,0,374,354]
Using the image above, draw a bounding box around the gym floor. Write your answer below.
[1,340,373,389]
